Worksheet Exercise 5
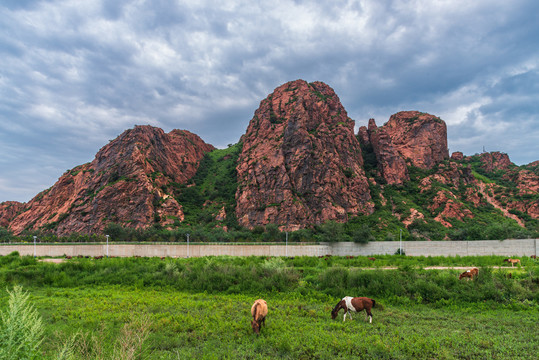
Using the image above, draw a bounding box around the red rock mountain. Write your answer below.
[235,80,374,230]
[358,111,449,184]
[5,126,213,235]
[479,151,512,172]
[0,80,537,237]
[383,111,449,169]
[0,201,25,228]
[476,152,539,220]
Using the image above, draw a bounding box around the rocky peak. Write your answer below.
[236,79,373,230]
[6,126,214,235]
[359,111,449,185]
[364,118,409,185]
[480,151,513,172]
[383,111,449,169]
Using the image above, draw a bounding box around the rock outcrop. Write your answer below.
[6,126,214,235]
[383,111,449,169]
[451,152,464,161]
[235,80,374,230]
[0,80,536,238]
[361,118,409,185]
[358,111,448,184]
[480,151,512,172]
[0,201,25,228]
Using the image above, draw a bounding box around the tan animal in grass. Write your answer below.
[251,299,268,335]
[503,258,521,267]
[459,267,479,280]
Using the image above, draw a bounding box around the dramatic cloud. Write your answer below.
[1,0,538,202]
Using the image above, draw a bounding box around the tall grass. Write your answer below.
[1,254,538,359]
[0,285,152,360]
[1,253,537,305]
[0,286,44,360]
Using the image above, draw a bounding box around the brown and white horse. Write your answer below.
[459,267,479,280]
[503,258,521,267]
[251,299,268,335]
[331,296,375,323]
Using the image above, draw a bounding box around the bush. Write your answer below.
[352,225,374,243]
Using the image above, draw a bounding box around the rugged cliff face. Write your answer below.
[474,153,539,220]
[6,126,214,235]
[358,111,448,185]
[382,111,449,169]
[235,80,374,230]
[0,80,536,240]
[359,118,409,185]
[0,201,25,228]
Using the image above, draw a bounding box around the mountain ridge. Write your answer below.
[1,80,538,241]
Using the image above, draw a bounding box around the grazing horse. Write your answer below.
[331,296,375,323]
[503,258,521,267]
[459,267,479,280]
[251,299,268,335]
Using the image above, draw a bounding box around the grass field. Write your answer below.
[26,286,538,359]
[1,253,538,359]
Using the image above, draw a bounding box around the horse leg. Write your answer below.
[366,309,373,323]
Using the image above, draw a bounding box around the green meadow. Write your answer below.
[1,253,538,359]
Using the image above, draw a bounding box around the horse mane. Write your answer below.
[332,299,345,315]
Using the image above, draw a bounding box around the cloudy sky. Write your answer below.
[1,0,538,202]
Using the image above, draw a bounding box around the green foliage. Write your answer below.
[0,286,44,360]
[471,170,492,183]
[0,256,538,359]
[175,144,241,230]
[351,225,375,243]
[0,227,13,242]
[360,142,379,177]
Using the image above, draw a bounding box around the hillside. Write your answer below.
[0,80,538,241]
[0,126,214,236]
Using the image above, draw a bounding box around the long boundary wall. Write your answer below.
[1,239,537,258]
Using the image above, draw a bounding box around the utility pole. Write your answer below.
[106,234,109,257]
[187,233,190,258]
[33,236,37,257]
[286,231,288,257]
[399,229,403,255]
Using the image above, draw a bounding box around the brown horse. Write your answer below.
[251,299,268,335]
[331,296,375,323]
[459,267,479,280]
[503,258,521,267]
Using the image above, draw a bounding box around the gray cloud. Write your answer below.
[1,0,538,202]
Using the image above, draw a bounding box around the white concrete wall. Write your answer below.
[1,239,537,257]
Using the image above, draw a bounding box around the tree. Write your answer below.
[352,225,375,244]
